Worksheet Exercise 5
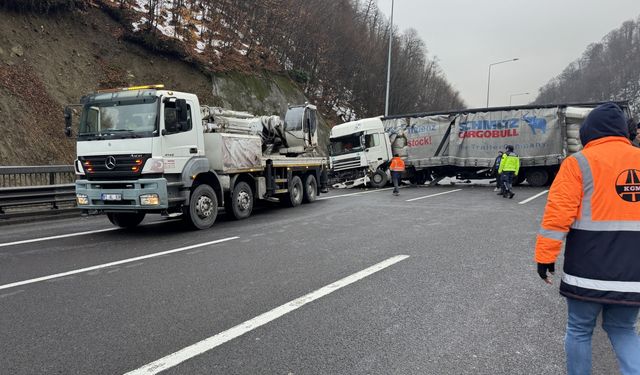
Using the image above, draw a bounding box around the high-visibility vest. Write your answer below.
[535,136,640,305]
[389,157,405,172]
[498,152,520,175]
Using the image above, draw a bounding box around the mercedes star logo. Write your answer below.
[105,156,117,170]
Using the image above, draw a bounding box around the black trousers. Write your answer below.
[392,171,401,193]
[501,171,515,193]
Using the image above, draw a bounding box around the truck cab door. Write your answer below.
[161,98,201,174]
[364,132,389,169]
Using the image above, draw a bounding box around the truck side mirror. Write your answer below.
[64,106,73,137]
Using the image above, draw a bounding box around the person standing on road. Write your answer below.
[493,151,504,192]
[534,102,640,375]
[389,154,405,196]
[498,145,519,198]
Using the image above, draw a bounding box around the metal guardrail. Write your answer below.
[0,166,77,220]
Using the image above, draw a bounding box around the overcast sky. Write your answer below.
[376,0,640,108]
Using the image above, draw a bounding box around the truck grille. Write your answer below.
[79,154,151,180]
[332,156,362,171]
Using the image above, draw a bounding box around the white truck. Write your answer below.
[65,85,328,229]
[329,102,634,188]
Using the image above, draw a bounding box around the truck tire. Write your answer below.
[370,169,388,188]
[526,169,550,187]
[282,175,303,207]
[302,174,317,203]
[513,173,526,186]
[183,184,218,229]
[410,171,428,185]
[107,212,145,229]
[230,181,253,220]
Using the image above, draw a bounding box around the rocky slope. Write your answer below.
[0,6,321,165]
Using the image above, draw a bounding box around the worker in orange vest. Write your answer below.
[534,102,640,375]
[389,154,405,196]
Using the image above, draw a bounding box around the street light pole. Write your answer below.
[509,92,530,106]
[486,58,519,107]
[384,0,394,117]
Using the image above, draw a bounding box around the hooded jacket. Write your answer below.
[535,102,640,305]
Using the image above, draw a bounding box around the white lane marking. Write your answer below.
[405,189,462,202]
[518,190,549,205]
[125,254,410,375]
[0,228,117,248]
[0,220,175,249]
[318,187,396,200]
[0,237,238,291]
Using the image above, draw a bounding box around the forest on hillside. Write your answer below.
[2,0,465,120]
[112,0,466,119]
[534,16,640,115]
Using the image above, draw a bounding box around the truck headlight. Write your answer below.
[142,158,164,174]
[76,194,89,205]
[140,193,160,206]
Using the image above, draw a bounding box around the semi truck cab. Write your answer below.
[329,117,392,188]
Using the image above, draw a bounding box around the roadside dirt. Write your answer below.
[0,7,215,165]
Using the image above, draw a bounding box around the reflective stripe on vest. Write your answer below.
[538,227,567,241]
[562,273,640,293]
[570,152,640,231]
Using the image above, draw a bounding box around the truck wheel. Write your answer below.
[412,171,428,185]
[107,212,145,229]
[370,169,388,188]
[513,174,526,186]
[230,181,253,220]
[282,175,303,207]
[183,184,218,229]
[526,169,550,187]
[302,174,317,203]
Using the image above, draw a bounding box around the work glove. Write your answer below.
[537,262,555,284]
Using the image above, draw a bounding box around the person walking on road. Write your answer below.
[534,102,640,375]
[493,151,504,192]
[389,154,405,196]
[498,145,519,198]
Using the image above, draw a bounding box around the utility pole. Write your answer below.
[384,0,394,117]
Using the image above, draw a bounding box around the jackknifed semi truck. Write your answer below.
[329,102,633,188]
[65,85,328,229]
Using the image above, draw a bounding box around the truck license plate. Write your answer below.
[101,193,122,201]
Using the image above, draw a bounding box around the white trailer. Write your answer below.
[329,102,634,188]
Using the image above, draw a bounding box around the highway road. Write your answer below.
[0,183,622,374]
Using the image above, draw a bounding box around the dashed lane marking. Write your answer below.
[124,255,410,375]
[317,187,396,200]
[0,237,238,291]
[0,220,175,249]
[405,189,462,202]
[518,190,549,205]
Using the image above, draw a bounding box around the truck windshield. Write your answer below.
[284,106,304,131]
[330,134,364,156]
[78,98,158,140]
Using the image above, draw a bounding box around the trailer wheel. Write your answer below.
[410,171,428,185]
[282,175,303,207]
[526,169,550,187]
[370,169,388,188]
[230,181,253,220]
[303,174,317,203]
[183,184,218,229]
[107,212,145,229]
[513,173,526,186]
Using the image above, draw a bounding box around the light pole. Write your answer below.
[384,0,394,117]
[509,92,530,106]
[486,58,519,107]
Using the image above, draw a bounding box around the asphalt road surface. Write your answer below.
[0,182,624,374]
